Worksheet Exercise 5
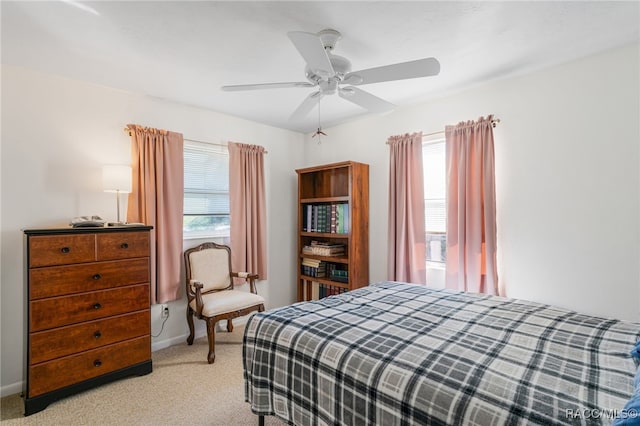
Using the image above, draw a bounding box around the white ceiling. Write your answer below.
[2,1,639,134]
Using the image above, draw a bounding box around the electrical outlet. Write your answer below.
[161,304,169,319]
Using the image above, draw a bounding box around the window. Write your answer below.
[423,139,446,265]
[183,140,230,238]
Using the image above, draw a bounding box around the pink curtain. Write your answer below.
[387,132,426,284]
[228,142,267,281]
[445,115,498,295]
[126,124,184,304]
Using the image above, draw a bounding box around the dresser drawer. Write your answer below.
[97,232,150,261]
[29,234,95,267]
[30,284,150,332]
[30,311,150,365]
[28,336,151,397]
[30,258,150,300]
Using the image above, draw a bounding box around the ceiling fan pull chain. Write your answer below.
[317,99,322,144]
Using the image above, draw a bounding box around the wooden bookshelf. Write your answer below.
[296,161,369,302]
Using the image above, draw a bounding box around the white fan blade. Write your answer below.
[222,82,315,91]
[290,91,323,121]
[288,31,335,77]
[339,86,395,114]
[343,58,440,86]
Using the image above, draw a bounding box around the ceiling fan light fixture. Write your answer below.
[319,79,338,95]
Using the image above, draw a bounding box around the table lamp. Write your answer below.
[102,165,132,226]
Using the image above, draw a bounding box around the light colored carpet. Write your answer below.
[1,327,286,425]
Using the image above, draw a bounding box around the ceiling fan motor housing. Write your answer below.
[305,29,352,87]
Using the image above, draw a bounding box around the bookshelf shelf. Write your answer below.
[300,276,349,289]
[299,254,349,264]
[296,161,369,302]
[300,196,350,204]
[300,232,349,238]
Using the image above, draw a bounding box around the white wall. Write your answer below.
[0,66,304,396]
[303,43,640,323]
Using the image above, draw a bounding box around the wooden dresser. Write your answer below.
[23,226,153,415]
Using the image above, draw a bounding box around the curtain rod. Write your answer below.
[184,138,269,154]
[424,117,501,138]
[122,129,268,153]
[386,117,501,143]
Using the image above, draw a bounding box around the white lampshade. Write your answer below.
[102,165,132,193]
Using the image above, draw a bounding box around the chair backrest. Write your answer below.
[184,243,233,296]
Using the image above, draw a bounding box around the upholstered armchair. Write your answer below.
[184,242,265,363]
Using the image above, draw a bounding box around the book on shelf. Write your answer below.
[330,204,337,233]
[334,203,349,234]
[301,258,324,267]
[302,241,345,256]
[310,240,343,247]
[305,205,312,232]
[312,281,320,300]
[303,281,321,301]
[313,205,319,232]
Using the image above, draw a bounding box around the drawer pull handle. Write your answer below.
[93,303,102,310]
[92,273,102,280]
[93,360,102,367]
[60,247,70,254]
[94,331,102,339]
[121,243,129,249]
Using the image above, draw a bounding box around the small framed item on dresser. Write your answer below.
[23,225,153,415]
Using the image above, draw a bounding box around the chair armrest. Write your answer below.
[193,281,205,316]
[232,272,260,293]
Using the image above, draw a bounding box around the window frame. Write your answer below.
[423,137,447,268]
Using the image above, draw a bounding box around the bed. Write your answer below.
[243,281,640,425]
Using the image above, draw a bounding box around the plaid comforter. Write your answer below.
[243,282,640,425]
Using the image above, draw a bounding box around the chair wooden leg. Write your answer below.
[186,307,195,345]
[206,319,216,364]
[227,318,234,332]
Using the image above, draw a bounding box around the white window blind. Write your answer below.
[423,140,446,233]
[183,140,230,238]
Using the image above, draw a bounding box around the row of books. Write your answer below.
[327,263,348,282]
[301,257,325,277]
[300,258,349,283]
[303,203,350,234]
[304,281,348,301]
[329,268,349,283]
[302,240,345,256]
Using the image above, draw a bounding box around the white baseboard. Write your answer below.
[150,318,247,351]
[151,330,206,352]
[1,381,23,398]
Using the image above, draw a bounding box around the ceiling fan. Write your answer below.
[221,29,440,122]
